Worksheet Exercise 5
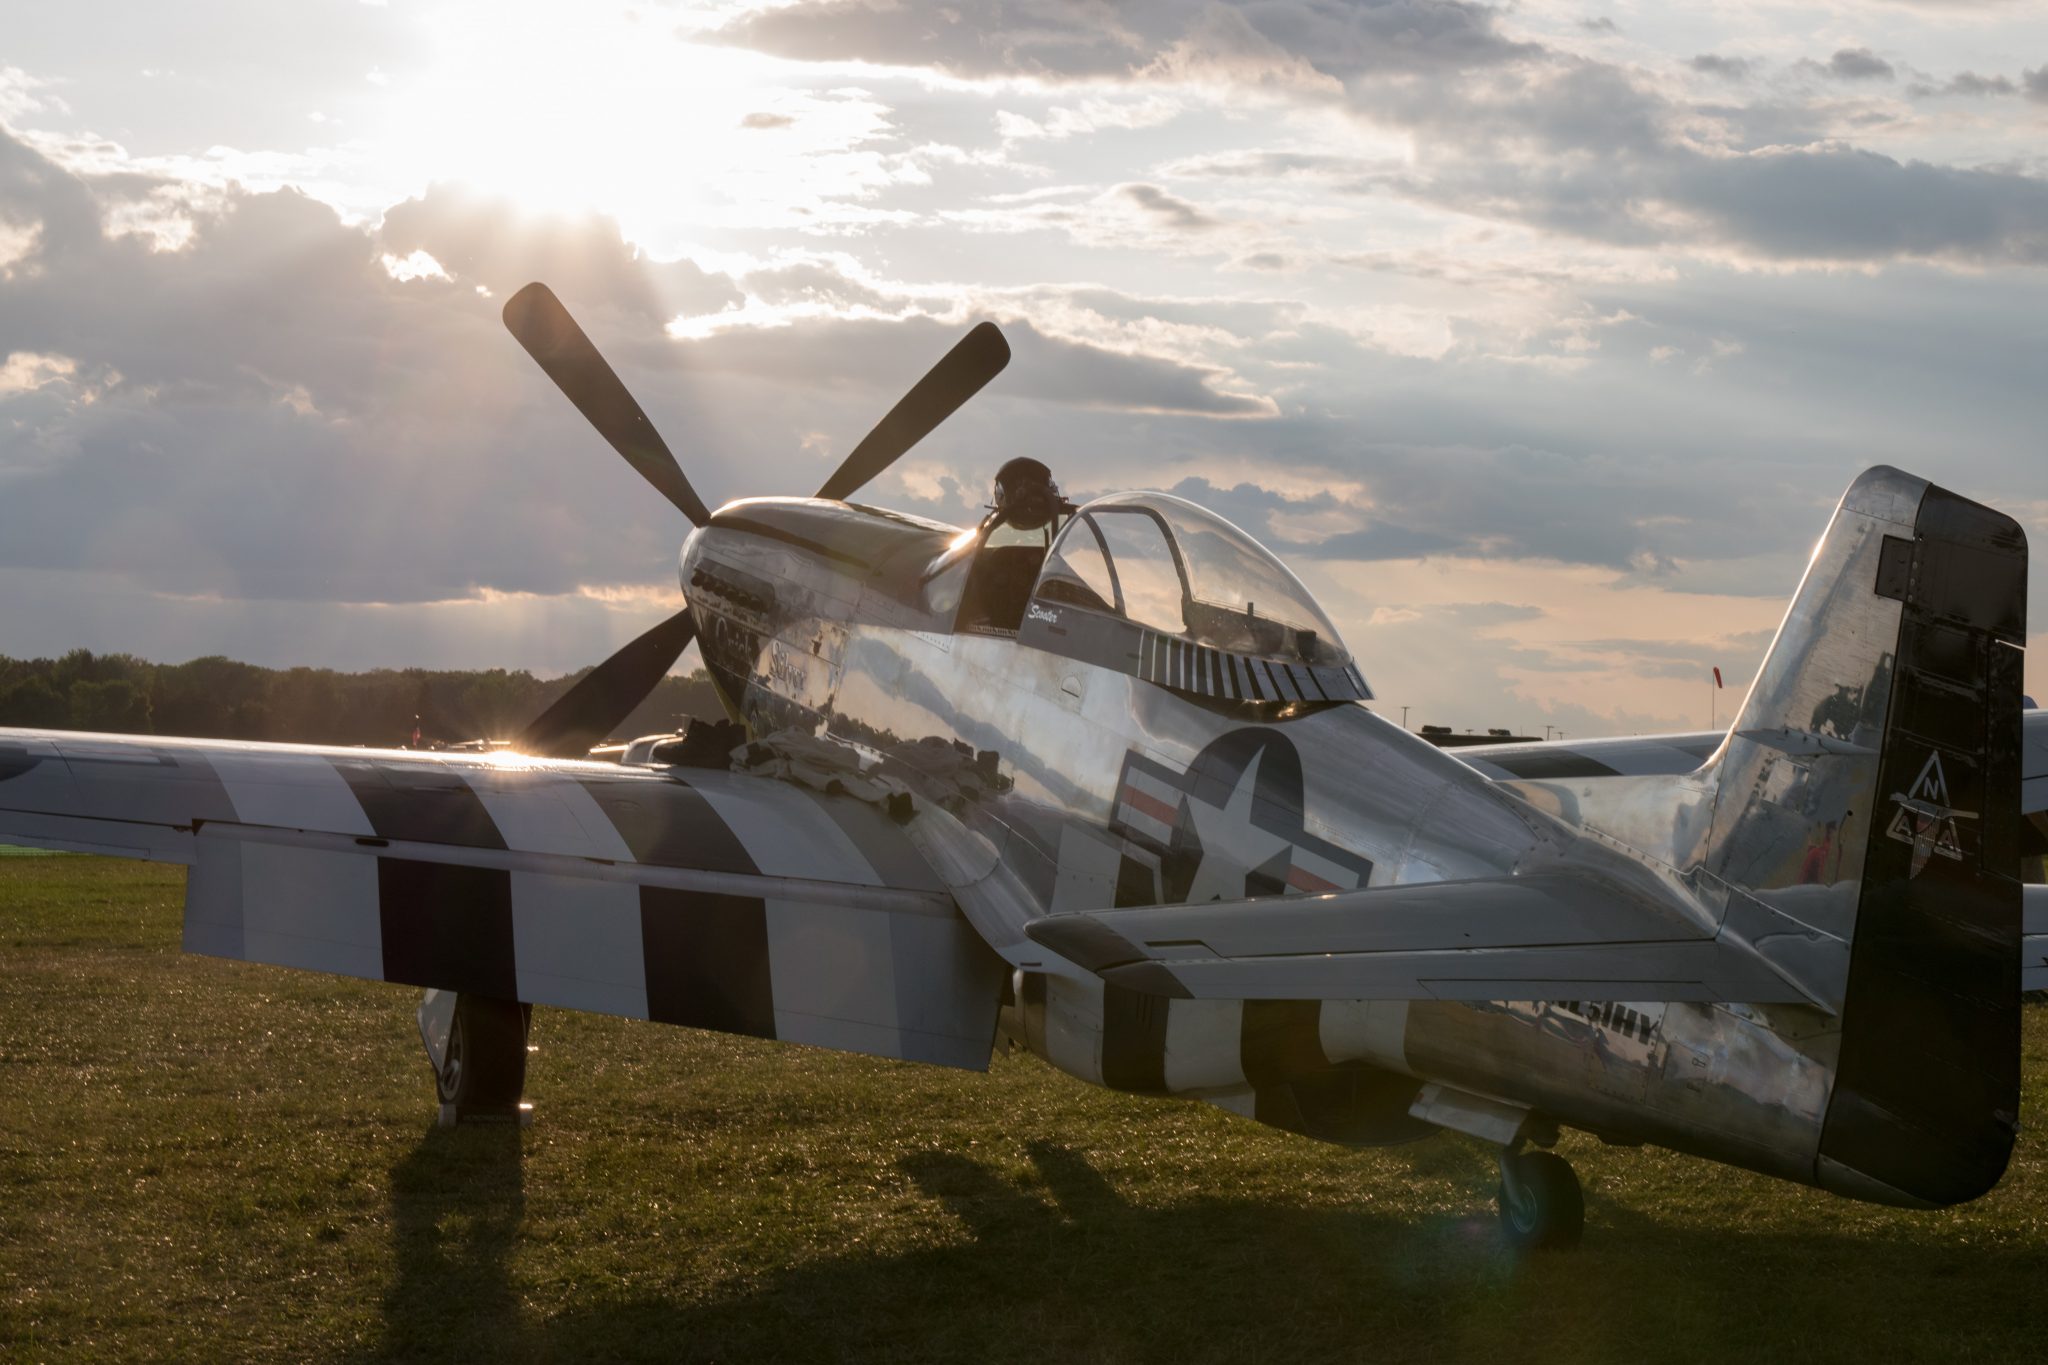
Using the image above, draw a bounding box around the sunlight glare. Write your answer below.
[386,2,900,251]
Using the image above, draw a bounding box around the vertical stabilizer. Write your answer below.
[1701,466,2026,1205]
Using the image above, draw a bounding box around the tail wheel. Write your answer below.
[437,994,529,1113]
[1497,1149,1584,1250]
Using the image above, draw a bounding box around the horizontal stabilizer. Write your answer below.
[1024,872,1816,1004]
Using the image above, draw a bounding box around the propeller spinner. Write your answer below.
[501,282,1008,756]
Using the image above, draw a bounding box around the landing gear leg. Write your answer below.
[1497,1143,1583,1250]
[419,989,533,1126]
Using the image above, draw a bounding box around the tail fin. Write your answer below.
[1702,465,2027,1206]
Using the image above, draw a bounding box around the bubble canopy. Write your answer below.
[1034,492,1352,669]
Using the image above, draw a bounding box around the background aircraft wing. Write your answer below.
[1023,871,1815,1004]
[0,727,1004,1069]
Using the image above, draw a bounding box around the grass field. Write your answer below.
[3,856,2045,1364]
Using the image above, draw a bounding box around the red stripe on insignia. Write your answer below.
[1122,785,1178,825]
[1287,866,1340,893]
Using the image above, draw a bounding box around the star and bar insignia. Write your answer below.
[1110,729,1374,904]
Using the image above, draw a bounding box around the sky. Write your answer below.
[0,0,2043,739]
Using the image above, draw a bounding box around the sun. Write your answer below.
[378,2,893,252]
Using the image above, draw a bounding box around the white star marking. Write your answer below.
[1181,747,1296,903]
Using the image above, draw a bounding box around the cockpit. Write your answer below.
[924,460,1369,703]
[1035,492,1350,669]
[934,481,1369,704]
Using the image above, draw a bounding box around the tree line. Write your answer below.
[0,650,724,748]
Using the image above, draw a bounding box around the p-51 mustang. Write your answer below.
[2,284,2040,1249]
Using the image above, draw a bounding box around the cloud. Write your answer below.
[1118,182,1217,230]
[1911,71,2017,97]
[1664,146,2048,263]
[1139,3,1344,93]
[1825,47,1896,81]
[0,127,1289,613]
[994,94,1186,142]
[0,132,786,602]
[1689,54,1754,79]
[1162,476,1456,560]
[713,0,1153,80]
[1153,451,1743,574]
[717,0,1533,83]
[713,2,2048,270]
[1162,149,1395,185]
[2027,66,2048,103]
[740,111,795,129]
[671,311,1276,418]
[1359,60,2048,265]
[0,350,79,393]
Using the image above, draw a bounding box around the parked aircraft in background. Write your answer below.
[1,283,2035,1248]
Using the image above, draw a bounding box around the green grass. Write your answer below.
[3,857,2044,1364]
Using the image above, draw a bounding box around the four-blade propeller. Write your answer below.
[502,282,713,527]
[502,282,1007,756]
[814,321,1010,501]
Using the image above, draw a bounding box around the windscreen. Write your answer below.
[1036,492,1350,667]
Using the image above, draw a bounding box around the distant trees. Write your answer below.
[0,649,724,747]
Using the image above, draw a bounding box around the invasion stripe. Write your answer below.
[640,887,775,1038]
[1101,983,1169,1092]
[1240,999,1328,1088]
[377,857,517,997]
[578,776,758,873]
[337,760,508,850]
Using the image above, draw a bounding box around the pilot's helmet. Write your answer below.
[993,457,1062,531]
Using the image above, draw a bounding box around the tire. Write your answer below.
[1497,1150,1585,1250]
[436,994,528,1112]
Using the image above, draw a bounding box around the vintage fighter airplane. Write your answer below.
[1,282,2038,1249]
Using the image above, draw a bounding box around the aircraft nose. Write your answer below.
[678,526,706,595]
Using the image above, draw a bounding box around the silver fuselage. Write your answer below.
[681,499,1840,1192]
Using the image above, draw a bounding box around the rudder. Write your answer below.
[1817,481,2027,1205]
[1702,466,2026,1205]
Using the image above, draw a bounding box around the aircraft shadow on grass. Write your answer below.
[358,1129,2045,1364]
[366,1123,526,1364]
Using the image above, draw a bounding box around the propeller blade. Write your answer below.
[502,282,712,526]
[815,321,1010,503]
[517,607,697,758]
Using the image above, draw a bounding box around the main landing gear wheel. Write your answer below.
[1497,1149,1584,1250]
[437,994,531,1123]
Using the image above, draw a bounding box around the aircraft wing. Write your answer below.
[0,728,1004,1069]
[1023,871,1816,1004]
